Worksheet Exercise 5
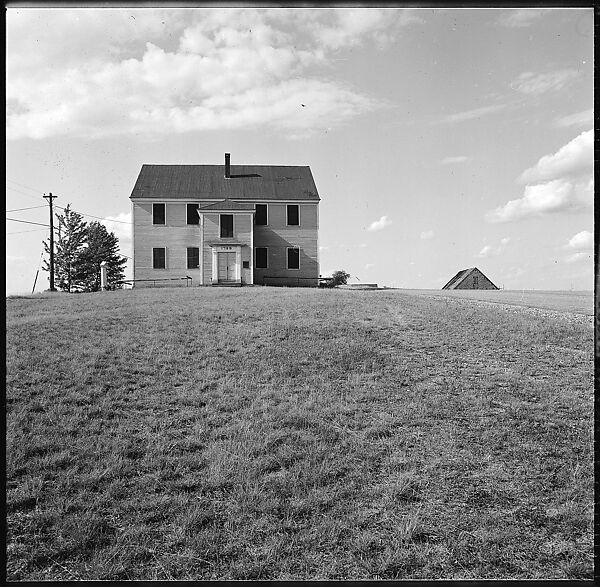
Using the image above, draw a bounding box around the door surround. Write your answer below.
[211,244,242,283]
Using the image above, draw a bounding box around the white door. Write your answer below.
[218,252,236,281]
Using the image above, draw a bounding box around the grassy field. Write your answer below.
[398,288,594,316]
[5,286,594,580]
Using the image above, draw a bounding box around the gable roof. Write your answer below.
[442,268,472,290]
[130,164,320,201]
[442,267,498,290]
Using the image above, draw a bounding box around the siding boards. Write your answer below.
[133,202,202,287]
[253,203,318,285]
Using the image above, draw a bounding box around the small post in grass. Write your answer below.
[100,261,108,291]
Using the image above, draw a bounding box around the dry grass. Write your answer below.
[400,288,593,315]
[5,286,594,580]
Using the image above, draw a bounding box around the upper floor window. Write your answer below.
[220,214,233,238]
[153,247,166,269]
[255,204,267,226]
[153,203,166,225]
[187,204,199,225]
[287,205,299,226]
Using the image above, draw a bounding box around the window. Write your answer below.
[287,204,299,226]
[220,214,233,238]
[187,204,199,225]
[187,247,200,269]
[153,203,165,225]
[255,247,267,269]
[153,247,166,269]
[287,247,300,270]
[243,260,249,269]
[255,204,267,225]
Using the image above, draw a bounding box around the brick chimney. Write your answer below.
[224,153,230,178]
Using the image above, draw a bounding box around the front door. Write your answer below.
[217,252,236,281]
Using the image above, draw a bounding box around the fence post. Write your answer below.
[100,261,108,290]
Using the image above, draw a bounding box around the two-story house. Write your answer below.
[129,154,320,287]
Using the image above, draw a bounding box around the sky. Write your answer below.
[6,6,594,294]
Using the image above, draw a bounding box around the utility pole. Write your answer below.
[43,192,57,291]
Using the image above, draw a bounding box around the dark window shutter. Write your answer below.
[255,204,267,225]
[187,247,200,269]
[287,248,299,269]
[256,248,267,269]
[153,248,166,269]
[220,214,234,238]
[287,205,299,225]
[187,204,199,225]
[153,203,165,225]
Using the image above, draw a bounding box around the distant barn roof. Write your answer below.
[130,164,320,201]
[442,268,473,290]
[442,267,498,290]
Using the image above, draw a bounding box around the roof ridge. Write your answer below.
[140,163,310,168]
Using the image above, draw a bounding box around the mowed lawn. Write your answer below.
[5,287,594,580]
[397,288,594,316]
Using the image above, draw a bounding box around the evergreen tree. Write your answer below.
[74,221,127,292]
[42,204,87,292]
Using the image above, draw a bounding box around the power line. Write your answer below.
[6,178,42,193]
[6,180,132,225]
[7,228,49,235]
[32,250,44,294]
[6,217,51,227]
[55,204,133,224]
[6,186,42,201]
[6,205,47,212]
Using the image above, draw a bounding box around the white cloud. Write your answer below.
[367,215,392,232]
[566,230,593,251]
[518,130,592,184]
[365,263,375,270]
[440,156,470,165]
[477,237,511,258]
[6,8,407,140]
[420,230,434,240]
[298,8,423,50]
[497,9,546,28]
[554,108,593,129]
[477,245,493,258]
[486,130,593,222]
[487,178,592,222]
[565,251,591,264]
[101,212,132,248]
[439,104,506,124]
[510,70,580,95]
